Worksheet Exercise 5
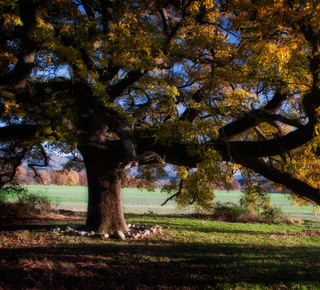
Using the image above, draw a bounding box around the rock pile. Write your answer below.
[53,224,163,241]
[126,224,163,239]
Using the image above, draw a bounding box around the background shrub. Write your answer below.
[212,202,289,224]
[213,202,253,222]
[0,186,53,218]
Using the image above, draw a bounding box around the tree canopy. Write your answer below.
[1,0,320,233]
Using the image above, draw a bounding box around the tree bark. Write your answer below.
[79,144,129,234]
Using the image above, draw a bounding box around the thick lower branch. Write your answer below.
[214,123,315,159]
[135,121,315,165]
[134,131,320,205]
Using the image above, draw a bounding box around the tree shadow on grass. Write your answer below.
[0,219,85,232]
[1,239,320,289]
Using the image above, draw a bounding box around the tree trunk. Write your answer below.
[79,144,129,234]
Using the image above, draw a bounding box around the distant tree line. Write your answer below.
[12,168,161,188]
[12,167,152,188]
[13,167,88,186]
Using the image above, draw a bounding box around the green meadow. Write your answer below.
[25,185,318,216]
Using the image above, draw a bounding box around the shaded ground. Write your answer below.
[1,212,320,289]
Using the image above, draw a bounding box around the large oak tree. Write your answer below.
[1,0,320,233]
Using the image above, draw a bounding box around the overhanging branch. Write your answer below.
[135,120,315,166]
[235,156,320,205]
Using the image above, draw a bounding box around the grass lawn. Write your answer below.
[25,185,318,216]
[1,212,320,289]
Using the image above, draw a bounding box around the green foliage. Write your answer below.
[260,206,286,224]
[0,186,53,218]
[171,148,238,210]
[0,185,23,202]
[177,174,215,210]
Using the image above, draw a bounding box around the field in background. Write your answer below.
[25,185,318,216]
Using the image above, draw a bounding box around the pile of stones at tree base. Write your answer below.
[53,224,163,240]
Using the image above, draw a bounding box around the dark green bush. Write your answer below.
[212,202,288,224]
[260,206,286,224]
[213,202,252,222]
[0,186,25,202]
